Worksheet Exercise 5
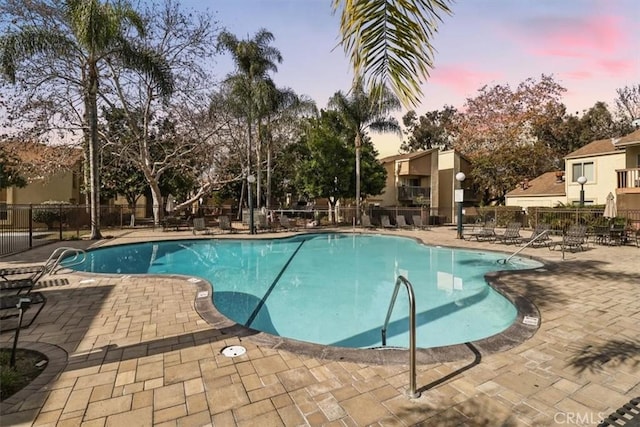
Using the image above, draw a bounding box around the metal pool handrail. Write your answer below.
[45,247,87,274]
[498,229,549,264]
[381,275,420,398]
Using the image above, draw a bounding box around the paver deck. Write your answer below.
[1,226,638,426]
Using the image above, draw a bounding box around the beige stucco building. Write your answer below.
[374,149,474,223]
[1,141,84,226]
[505,127,640,211]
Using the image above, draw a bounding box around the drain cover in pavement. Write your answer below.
[221,346,246,357]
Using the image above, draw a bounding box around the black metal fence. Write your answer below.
[2,203,639,256]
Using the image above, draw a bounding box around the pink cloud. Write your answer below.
[563,70,592,80]
[516,14,628,59]
[596,59,636,76]
[429,65,501,97]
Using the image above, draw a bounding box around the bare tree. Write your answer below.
[100,0,223,224]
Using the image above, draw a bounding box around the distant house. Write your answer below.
[504,171,566,208]
[506,128,639,210]
[374,149,474,223]
[0,141,84,207]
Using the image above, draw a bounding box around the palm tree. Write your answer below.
[217,29,283,209]
[0,0,173,239]
[332,0,452,108]
[329,80,401,224]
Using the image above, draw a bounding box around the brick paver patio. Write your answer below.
[1,226,638,426]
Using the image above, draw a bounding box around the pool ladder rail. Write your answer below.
[44,246,87,275]
[497,229,549,264]
[381,275,420,399]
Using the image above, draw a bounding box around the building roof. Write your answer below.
[565,138,618,159]
[379,148,472,164]
[379,149,436,164]
[0,140,83,182]
[505,171,566,198]
[613,127,640,148]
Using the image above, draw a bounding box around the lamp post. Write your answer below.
[455,172,466,239]
[577,175,587,207]
[247,174,256,234]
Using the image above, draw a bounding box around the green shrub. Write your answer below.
[32,201,70,230]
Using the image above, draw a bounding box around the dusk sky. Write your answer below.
[185,0,639,156]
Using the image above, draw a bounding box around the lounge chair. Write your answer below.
[361,214,375,228]
[192,217,211,235]
[280,215,298,231]
[550,224,588,252]
[380,215,396,229]
[411,215,429,230]
[218,215,236,233]
[466,221,496,241]
[1,292,47,331]
[396,215,411,229]
[494,222,522,245]
[1,262,51,295]
[255,214,271,233]
[520,223,552,248]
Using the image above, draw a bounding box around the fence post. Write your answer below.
[29,204,33,249]
[58,204,63,241]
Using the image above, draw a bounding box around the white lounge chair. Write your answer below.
[412,215,429,230]
[396,215,411,229]
[380,215,396,229]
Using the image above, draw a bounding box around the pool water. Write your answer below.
[68,234,542,349]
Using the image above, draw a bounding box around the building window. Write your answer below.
[572,162,594,182]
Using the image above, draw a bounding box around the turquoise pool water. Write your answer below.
[67,234,542,349]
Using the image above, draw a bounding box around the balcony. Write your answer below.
[397,185,430,202]
[616,168,640,194]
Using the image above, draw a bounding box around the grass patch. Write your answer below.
[0,348,48,401]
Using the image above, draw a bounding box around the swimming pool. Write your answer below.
[68,233,542,350]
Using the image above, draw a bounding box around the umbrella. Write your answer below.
[603,192,617,219]
[165,194,175,213]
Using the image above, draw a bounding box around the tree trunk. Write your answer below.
[355,133,362,226]
[256,125,262,209]
[87,63,102,240]
[266,138,272,211]
[328,199,336,224]
[149,181,163,226]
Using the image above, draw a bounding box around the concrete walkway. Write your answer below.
[0,226,638,426]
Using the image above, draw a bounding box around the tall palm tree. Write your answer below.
[329,80,401,224]
[332,0,452,108]
[0,0,173,239]
[217,29,282,208]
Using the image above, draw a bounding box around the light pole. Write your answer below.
[247,174,256,234]
[577,175,587,207]
[455,172,466,239]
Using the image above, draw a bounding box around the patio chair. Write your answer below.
[380,215,396,229]
[396,215,412,229]
[256,213,271,233]
[218,215,236,233]
[549,224,588,252]
[466,221,496,241]
[361,214,375,228]
[520,223,552,248]
[192,217,211,235]
[493,222,522,245]
[0,261,52,295]
[280,215,298,231]
[411,215,429,230]
[1,291,47,331]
